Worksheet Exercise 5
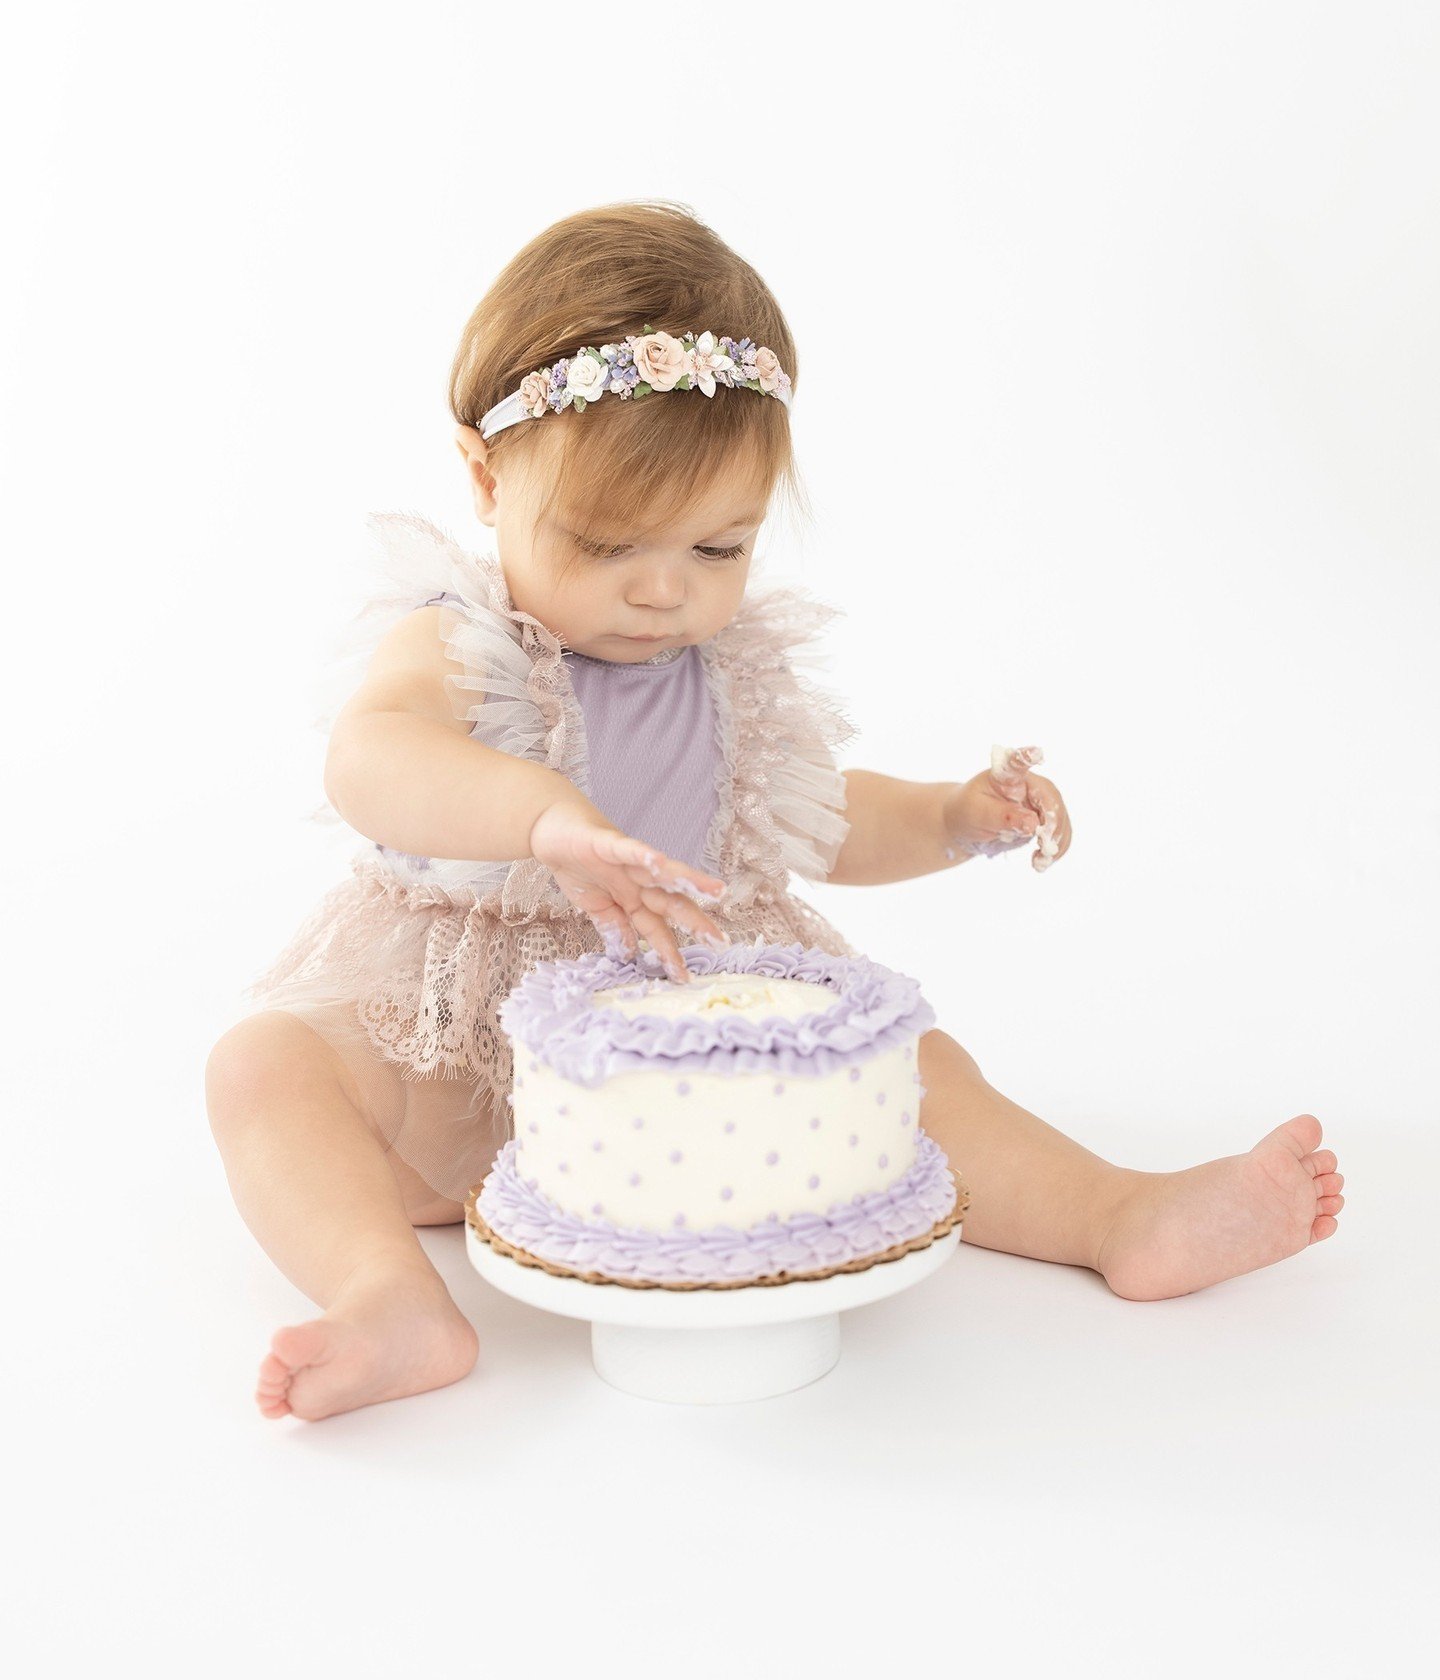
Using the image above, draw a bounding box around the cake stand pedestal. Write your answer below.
[465,1225,962,1405]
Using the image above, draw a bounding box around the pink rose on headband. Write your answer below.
[632,330,692,391]
[752,346,787,395]
[519,370,551,418]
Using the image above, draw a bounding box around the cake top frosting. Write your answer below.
[592,972,832,1024]
[498,939,936,1087]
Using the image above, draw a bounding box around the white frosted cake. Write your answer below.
[471,940,961,1286]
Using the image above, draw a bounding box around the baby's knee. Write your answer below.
[918,1027,986,1086]
[205,1011,343,1132]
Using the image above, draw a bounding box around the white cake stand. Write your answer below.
[465,1223,963,1404]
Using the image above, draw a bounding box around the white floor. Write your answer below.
[18,1087,1434,1678]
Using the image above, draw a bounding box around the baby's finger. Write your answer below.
[590,904,639,962]
[1031,805,1063,872]
[989,744,1044,803]
[629,902,693,984]
[637,882,731,951]
[638,846,726,902]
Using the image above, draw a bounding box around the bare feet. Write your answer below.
[1095,1114,1344,1301]
[255,1259,479,1421]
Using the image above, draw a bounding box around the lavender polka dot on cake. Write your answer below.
[765,1150,779,1166]
[633,1116,644,1128]
[878,1154,889,1169]
[592,1139,603,1151]
[809,1116,821,1129]
[876,1091,887,1105]
[902,1111,912,1126]
[723,1120,736,1133]
[848,1134,859,1147]
[669,1149,683,1164]
[676,1081,691,1096]
[591,1202,603,1216]
[558,1105,569,1115]
[558,1161,569,1173]
[529,1060,539,1073]
[673,1212,686,1227]
[720,1186,733,1201]
[773,1081,784,1095]
[628,1171,641,1187]
[848,1067,861,1082]
[808,1174,820,1190]
[527,1122,538,1134]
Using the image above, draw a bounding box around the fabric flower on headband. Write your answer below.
[494,327,792,436]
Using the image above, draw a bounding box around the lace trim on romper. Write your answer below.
[249,510,860,1201]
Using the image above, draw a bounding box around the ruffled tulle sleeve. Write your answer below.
[713,580,858,884]
[320,510,590,788]
[312,512,591,902]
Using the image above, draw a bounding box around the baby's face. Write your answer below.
[456,424,764,662]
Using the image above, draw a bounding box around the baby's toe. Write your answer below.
[256,1350,295,1418]
[1304,1149,1338,1178]
[1314,1171,1343,1198]
[1311,1214,1339,1243]
[1277,1114,1323,1158]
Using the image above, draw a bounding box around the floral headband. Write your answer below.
[477,325,793,440]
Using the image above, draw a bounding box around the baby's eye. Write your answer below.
[574,537,746,562]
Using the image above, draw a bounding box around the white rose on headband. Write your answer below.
[752,346,785,394]
[519,370,551,417]
[565,351,609,404]
[691,330,737,397]
[631,330,692,391]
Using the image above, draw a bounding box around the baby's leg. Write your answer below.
[206,1011,479,1420]
[917,1029,1344,1299]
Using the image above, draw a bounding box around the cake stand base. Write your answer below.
[466,1224,962,1404]
[591,1314,841,1404]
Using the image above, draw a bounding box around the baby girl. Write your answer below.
[206,199,1344,1423]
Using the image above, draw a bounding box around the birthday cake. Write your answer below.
[468,940,965,1288]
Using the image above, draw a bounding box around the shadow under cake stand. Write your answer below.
[464,1178,968,1405]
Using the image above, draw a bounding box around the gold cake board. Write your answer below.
[464,1171,969,1293]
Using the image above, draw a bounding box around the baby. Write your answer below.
[206,200,1344,1423]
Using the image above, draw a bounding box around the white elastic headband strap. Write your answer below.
[478,391,532,440]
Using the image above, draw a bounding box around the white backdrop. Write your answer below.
[5,3,1436,1675]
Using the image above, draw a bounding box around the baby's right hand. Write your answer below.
[528,800,730,983]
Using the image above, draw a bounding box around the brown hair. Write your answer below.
[448,200,810,565]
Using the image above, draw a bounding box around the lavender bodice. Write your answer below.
[562,645,721,874]
[379,594,722,881]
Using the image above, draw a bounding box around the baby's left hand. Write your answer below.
[941,744,1071,872]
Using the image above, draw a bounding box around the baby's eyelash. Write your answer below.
[574,538,747,562]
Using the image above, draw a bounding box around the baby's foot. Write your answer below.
[1095,1114,1344,1301]
[255,1259,479,1421]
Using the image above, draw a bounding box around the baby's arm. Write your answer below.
[826,771,974,885]
[324,605,591,860]
[829,748,1067,884]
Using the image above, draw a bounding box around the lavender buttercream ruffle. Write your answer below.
[476,1132,957,1284]
[498,940,936,1087]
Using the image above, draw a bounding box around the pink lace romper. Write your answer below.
[251,511,860,1203]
